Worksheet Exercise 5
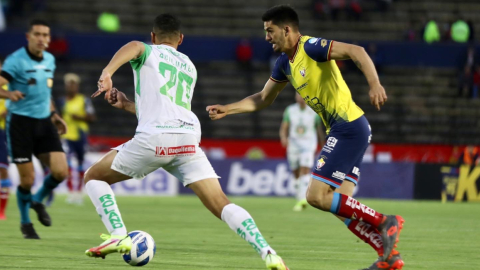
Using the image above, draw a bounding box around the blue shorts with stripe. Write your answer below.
[311,115,371,188]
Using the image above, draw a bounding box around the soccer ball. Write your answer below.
[122,230,156,266]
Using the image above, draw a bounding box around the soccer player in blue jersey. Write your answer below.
[208,5,404,270]
[0,19,68,239]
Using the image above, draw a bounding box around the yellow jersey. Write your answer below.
[0,85,8,130]
[270,35,364,133]
[61,94,94,141]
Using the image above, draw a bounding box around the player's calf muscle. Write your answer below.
[306,183,335,211]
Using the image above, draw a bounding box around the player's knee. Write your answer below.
[306,187,332,211]
[19,174,35,189]
[51,169,68,182]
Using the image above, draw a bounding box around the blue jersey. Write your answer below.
[0,47,56,119]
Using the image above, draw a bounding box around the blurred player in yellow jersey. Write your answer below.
[0,59,11,219]
[207,5,404,270]
[60,73,95,204]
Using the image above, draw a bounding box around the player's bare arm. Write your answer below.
[105,87,136,114]
[279,121,289,148]
[207,79,287,120]
[0,76,24,102]
[50,99,67,135]
[329,42,387,111]
[92,41,146,98]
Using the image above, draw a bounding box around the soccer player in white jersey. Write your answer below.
[280,93,324,212]
[83,14,289,270]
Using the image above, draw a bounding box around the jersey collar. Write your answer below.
[288,35,302,63]
[24,46,44,62]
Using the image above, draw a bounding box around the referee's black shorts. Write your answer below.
[6,113,64,164]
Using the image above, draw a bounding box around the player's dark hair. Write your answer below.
[153,14,181,39]
[262,5,299,29]
[29,19,50,31]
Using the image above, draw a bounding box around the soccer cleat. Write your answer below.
[377,215,404,261]
[30,201,51,226]
[360,250,404,270]
[293,199,308,212]
[21,223,40,239]
[265,252,289,270]
[85,234,132,259]
[0,214,5,220]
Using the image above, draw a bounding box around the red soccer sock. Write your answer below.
[66,168,74,192]
[346,219,384,256]
[77,171,85,191]
[0,188,9,216]
[331,193,384,227]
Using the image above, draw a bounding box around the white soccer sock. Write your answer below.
[294,177,302,201]
[221,203,276,260]
[299,174,310,201]
[86,180,127,236]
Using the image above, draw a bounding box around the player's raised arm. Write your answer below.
[105,87,136,114]
[93,41,146,98]
[206,79,287,120]
[329,41,387,111]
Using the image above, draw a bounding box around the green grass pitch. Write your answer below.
[0,196,478,269]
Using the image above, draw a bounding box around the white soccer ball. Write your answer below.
[122,230,156,266]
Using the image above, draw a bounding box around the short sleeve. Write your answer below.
[270,56,288,83]
[1,55,18,82]
[130,42,152,71]
[283,107,290,123]
[304,37,334,62]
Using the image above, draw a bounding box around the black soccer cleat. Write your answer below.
[30,201,52,227]
[21,223,40,239]
[377,215,404,261]
[359,250,404,270]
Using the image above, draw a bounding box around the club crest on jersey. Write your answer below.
[316,158,326,170]
[321,39,327,47]
[300,67,306,77]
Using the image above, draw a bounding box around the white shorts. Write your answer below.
[111,133,219,186]
[287,147,316,171]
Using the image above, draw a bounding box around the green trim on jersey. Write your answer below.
[283,108,290,123]
[130,43,152,71]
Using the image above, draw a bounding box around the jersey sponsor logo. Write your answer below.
[303,95,326,114]
[316,158,326,170]
[321,39,328,47]
[295,83,308,91]
[352,166,360,176]
[47,78,53,88]
[332,171,346,180]
[155,145,196,157]
[326,137,338,147]
[308,38,319,44]
[13,157,30,163]
[345,197,376,217]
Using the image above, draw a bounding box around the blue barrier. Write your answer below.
[0,31,475,67]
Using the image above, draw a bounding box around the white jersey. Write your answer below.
[130,43,201,141]
[283,103,320,151]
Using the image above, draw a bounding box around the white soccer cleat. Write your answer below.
[265,252,289,270]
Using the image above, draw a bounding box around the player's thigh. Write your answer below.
[189,178,230,219]
[85,150,131,185]
[37,152,68,180]
[15,162,35,188]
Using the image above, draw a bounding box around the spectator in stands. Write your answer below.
[423,19,440,43]
[472,65,480,98]
[348,0,362,21]
[458,45,478,97]
[457,145,480,166]
[329,0,346,21]
[451,18,470,43]
[404,20,416,41]
[236,38,254,91]
[440,20,452,42]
